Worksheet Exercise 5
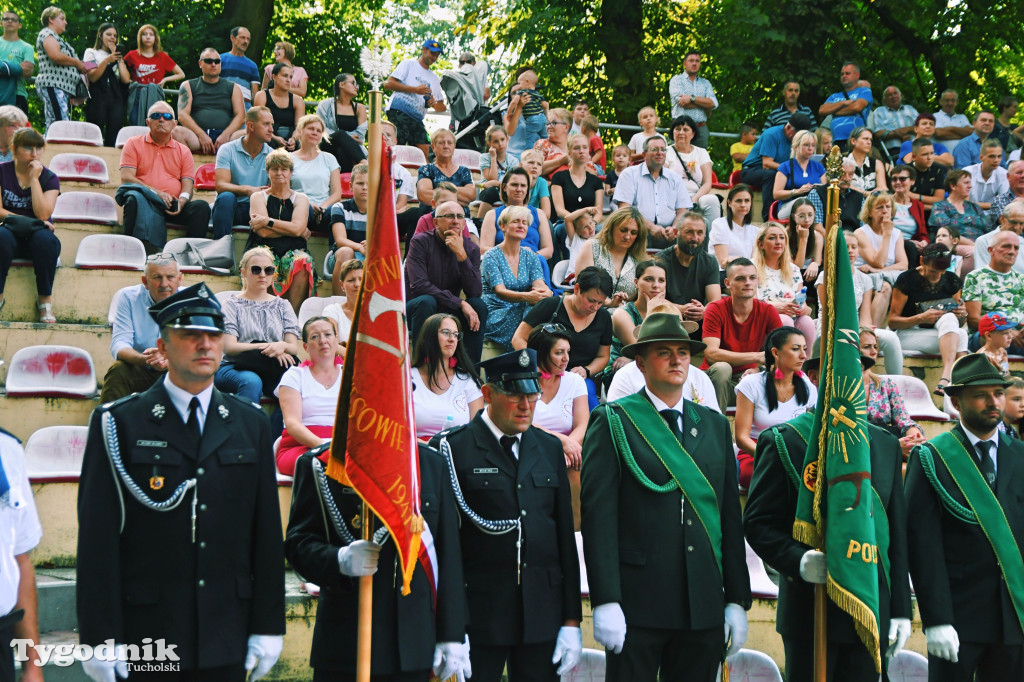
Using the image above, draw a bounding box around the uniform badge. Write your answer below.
[351,513,362,529]
[518,350,529,367]
[150,476,165,490]
[198,287,209,299]
[152,404,166,418]
[218,405,229,419]
[690,427,698,438]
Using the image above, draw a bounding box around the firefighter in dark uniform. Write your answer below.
[77,283,285,682]
[430,349,582,682]
[284,441,470,682]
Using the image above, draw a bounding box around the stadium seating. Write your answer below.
[114,126,149,148]
[551,260,573,292]
[452,148,481,172]
[711,170,729,190]
[4,345,97,398]
[340,171,353,199]
[562,648,604,681]
[393,144,427,170]
[297,295,344,328]
[884,374,951,421]
[51,191,119,225]
[44,121,103,146]
[194,163,217,191]
[720,649,783,681]
[49,153,110,184]
[75,234,146,270]
[23,425,88,481]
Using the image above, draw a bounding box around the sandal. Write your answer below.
[37,302,56,324]
[934,377,950,396]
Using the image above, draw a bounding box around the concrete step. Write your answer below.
[0,322,110,385]
[904,355,1024,409]
[0,395,98,443]
[41,143,215,177]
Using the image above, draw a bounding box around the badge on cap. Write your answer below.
[519,350,530,367]
[198,287,209,299]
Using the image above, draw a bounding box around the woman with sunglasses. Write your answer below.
[411,313,483,440]
[512,265,613,409]
[215,246,302,406]
[888,243,968,396]
[314,73,367,173]
[247,149,315,315]
[888,164,929,268]
[275,315,342,476]
[854,191,909,326]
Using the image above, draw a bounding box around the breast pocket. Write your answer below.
[130,447,182,467]
[530,470,559,515]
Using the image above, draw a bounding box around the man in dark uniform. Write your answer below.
[580,313,750,681]
[77,283,285,682]
[430,349,582,682]
[906,353,1024,680]
[744,353,913,682]
[284,441,469,682]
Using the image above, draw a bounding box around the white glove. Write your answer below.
[925,624,959,663]
[593,602,627,654]
[337,540,382,576]
[244,634,283,681]
[887,618,912,658]
[433,638,471,681]
[723,603,748,656]
[82,645,128,682]
[551,626,583,675]
[799,550,827,584]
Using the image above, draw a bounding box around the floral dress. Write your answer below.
[865,376,918,436]
[481,247,544,350]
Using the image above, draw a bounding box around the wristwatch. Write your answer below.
[268,219,275,228]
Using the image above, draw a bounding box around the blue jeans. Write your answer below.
[212,193,251,239]
[214,362,263,404]
[508,112,548,155]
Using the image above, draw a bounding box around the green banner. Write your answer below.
[793,225,882,672]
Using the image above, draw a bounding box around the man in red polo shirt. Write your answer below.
[118,100,211,251]
[701,257,782,412]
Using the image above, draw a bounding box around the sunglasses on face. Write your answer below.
[249,265,276,276]
[201,58,221,65]
[149,112,174,121]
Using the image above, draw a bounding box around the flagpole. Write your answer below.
[814,145,844,682]
[354,47,391,682]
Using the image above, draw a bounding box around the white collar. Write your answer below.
[162,375,214,432]
[644,387,685,414]
[962,425,999,452]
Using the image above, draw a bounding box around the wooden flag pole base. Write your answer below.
[814,582,827,681]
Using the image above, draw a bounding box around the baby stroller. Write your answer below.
[442,61,502,152]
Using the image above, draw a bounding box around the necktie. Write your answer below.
[500,435,518,466]
[187,397,202,443]
[976,440,996,490]
[660,409,683,444]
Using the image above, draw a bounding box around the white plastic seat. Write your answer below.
[51,191,119,225]
[163,237,231,274]
[718,649,783,681]
[114,126,149,148]
[44,120,103,146]
[551,260,572,292]
[298,295,344,328]
[48,153,110,184]
[214,290,240,305]
[75,234,146,270]
[745,540,779,599]
[393,144,427,170]
[942,392,960,420]
[4,345,97,398]
[888,649,928,681]
[561,648,604,682]
[884,374,950,421]
[23,425,89,480]
[452,148,481,172]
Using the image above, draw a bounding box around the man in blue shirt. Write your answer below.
[819,62,873,151]
[739,113,812,220]
[953,110,998,169]
[100,255,182,402]
[219,26,260,111]
[212,106,273,238]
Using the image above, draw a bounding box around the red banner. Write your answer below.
[327,144,424,594]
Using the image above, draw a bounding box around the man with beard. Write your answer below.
[655,211,721,332]
[906,353,1024,680]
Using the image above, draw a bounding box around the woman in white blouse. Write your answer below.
[709,184,757,278]
[322,258,362,346]
[411,314,484,440]
[752,222,816,347]
[663,115,721,228]
[275,316,342,476]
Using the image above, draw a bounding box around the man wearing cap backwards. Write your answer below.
[384,39,447,157]
[744,348,912,682]
[906,353,1024,680]
[430,349,582,682]
[580,313,750,681]
[77,282,285,682]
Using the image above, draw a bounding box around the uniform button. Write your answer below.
[199,541,207,549]
[521,510,527,517]
[198,579,205,587]
[787,576,794,583]
[197,467,205,476]
[686,519,693,526]
[522,562,527,568]
[200,504,208,512]
[687,546,694,552]
[424,501,430,507]
[237,454,244,461]
[483,481,488,486]
[154,454,161,461]
[517,484,522,490]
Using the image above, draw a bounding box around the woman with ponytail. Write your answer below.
[733,326,817,490]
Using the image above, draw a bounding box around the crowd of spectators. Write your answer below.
[7,15,1024,488]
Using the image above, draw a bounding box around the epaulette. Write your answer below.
[436,423,470,439]
[98,392,140,412]
[223,392,266,411]
[0,426,21,444]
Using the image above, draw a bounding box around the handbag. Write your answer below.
[229,347,299,396]
[2,214,47,235]
[166,236,234,274]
